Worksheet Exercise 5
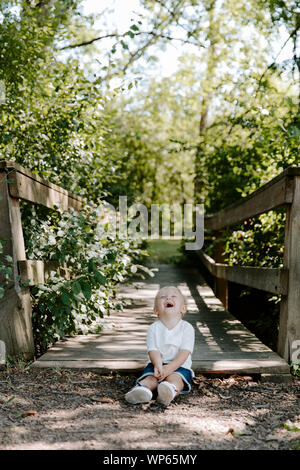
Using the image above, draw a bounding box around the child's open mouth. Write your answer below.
[165,301,175,308]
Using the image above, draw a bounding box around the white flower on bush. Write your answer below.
[130,265,137,273]
[48,235,56,245]
[87,249,98,258]
[58,220,68,227]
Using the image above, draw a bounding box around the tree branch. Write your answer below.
[227,24,300,136]
[59,33,120,50]
[257,24,300,88]
[59,30,205,51]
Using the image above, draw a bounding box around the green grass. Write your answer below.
[145,239,187,264]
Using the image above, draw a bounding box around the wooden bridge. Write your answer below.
[31,264,290,380]
[0,161,299,379]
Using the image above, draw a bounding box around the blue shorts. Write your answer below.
[136,363,194,395]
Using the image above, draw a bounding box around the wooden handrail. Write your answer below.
[196,251,288,295]
[205,167,300,231]
[197,165,300,362]
[0,160,84,210]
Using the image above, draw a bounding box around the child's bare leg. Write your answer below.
[140,375,159,391]
[165,373,184,396]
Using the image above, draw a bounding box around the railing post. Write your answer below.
[278,176,300,362]
[214,231,228,310]
[0,169,35,359]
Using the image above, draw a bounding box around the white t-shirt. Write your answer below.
[146,319,195,370]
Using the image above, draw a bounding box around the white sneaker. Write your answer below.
[157,381,177,406]
[125,385,153,404]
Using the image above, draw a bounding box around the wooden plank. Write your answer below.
[31,358,289,374]
[278,176,300,361]
[31,360,146,372]
[0,160,82,203]
[192,359,290,374]
[9,170,83,211]
[205,174,295,230]
[196,251,287,294]
[214,231,228,309]
[0,171,35,358]
[18,260,62,286]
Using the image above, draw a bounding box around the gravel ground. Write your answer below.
[0,367,299,451]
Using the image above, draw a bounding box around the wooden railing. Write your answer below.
[197,166,300,362]
[0,161,86,358]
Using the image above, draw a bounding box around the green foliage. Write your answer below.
[146,239,187,264]
[0,1,152,354]
[0,239,13,300]
[290,362,300,377]
[224,211,286,268]
[21,202,150,353]
[0,1,122,202]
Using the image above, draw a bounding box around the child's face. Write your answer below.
[154,287,186,318]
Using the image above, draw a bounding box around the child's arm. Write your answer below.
[148,350,163,378]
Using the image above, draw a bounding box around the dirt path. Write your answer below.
[0,367,299,450]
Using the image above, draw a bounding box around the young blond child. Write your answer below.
[125,285,195,406]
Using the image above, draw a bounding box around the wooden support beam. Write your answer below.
[214,231,228,309]
[18,260,62,286]
[0,169,35,359]
[278,176,300,362]
[196,250,287,295]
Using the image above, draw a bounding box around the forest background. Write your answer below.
[0,0,299,358]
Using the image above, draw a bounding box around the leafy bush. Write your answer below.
[21,202,151,354]
[0,239,13,300]
[224,210,286,268]
[290,362,300,377]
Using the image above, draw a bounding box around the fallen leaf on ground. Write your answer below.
[219,375,254,388]
[212,379,222,387]
[226,427,251,437]
[91,397,114,403]
[23,410,37,416]
[226,427,234,435]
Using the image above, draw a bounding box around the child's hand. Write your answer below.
[154,364,163,379]
[158,364,173,382]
